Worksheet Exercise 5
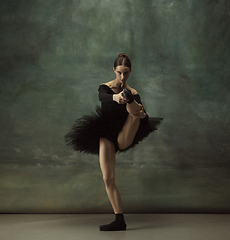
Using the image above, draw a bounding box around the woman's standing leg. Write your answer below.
[99,137,122,214]
[99,137,126,231]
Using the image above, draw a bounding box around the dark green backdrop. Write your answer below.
[0,0,230,213]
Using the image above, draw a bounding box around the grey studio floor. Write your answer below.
[0,214,230,240]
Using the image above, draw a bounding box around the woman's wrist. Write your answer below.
[113,93,120,103]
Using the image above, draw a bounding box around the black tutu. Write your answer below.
[65,106,163,155]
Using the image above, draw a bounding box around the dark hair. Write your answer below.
[114,53,132,71]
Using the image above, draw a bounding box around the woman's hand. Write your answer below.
[131,104,146,119]
[113,92,128,104]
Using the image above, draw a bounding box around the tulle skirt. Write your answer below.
[65,106,163,155]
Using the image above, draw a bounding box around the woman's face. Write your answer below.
[114,65,131,84]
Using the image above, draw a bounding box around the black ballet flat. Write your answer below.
[122,88,134,103]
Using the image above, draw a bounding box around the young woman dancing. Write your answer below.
[65,53,163,231]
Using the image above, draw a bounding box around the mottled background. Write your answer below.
[0,0,230,213]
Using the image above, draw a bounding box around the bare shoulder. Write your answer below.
[101,81,113,88]
[126,85,138,95]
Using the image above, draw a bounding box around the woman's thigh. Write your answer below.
[117,114,140,150]
[99,138,116,179]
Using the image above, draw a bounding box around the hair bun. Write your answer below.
[117,53,128,58]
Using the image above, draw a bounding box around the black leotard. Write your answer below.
[98,84,142,115]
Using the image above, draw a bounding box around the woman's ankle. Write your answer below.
[126,100,141,115]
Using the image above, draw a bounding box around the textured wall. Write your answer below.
[0,0,230,213]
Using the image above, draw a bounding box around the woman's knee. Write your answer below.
[118,139,132,150]
[103,176,115,188]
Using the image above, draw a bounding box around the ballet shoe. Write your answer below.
[100,214,126,231]
[122,88,134,103]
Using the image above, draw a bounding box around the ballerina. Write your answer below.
[65,53,163,231]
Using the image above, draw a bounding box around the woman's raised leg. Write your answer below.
[126,99,141,115]
[118,99,145,150]
[118,114,140,150]
[99,137,126,231]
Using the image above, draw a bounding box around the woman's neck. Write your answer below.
[113,79,126,90]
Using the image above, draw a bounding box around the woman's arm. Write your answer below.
[98,85,113,102]
[113,92,128,104]
[98,85,127,104]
